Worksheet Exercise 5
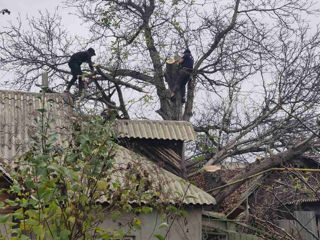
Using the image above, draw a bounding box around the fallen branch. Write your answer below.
[212,135,316,205]
[208,168,320,193]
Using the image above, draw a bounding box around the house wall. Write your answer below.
[99,206,203,240]
[0,214,11,238]
[202,215,262,240]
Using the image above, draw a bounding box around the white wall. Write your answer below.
[99,206,203,240]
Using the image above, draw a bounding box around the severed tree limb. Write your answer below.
[98,65,154,85]
[95,66,148,93]
[208,168,320,193]
[213,134,316,206]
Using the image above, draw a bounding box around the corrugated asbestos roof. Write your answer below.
[0,90,214,206]
[99,145,216,206]
[114,120,197,141]
[0,90,74,162]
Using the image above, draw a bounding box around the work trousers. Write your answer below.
[173,68,192,99]
[66,62,84,93]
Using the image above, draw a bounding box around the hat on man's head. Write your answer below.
[88,48,96,56]
[184,49,191,54]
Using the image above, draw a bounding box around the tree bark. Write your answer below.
[183,78,195,121]
[162,62,188,120]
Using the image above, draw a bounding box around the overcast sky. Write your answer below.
[1,0,320,106]
[1,0,83,35]
[0,0,89,89]
[3,1,320,35]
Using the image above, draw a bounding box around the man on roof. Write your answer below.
[65,48,96,93]
[171,49,194,103]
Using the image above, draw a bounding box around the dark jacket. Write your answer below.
[181,53,194,69]
[69,51,94,71]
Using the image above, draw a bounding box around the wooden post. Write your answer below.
[180,142,187,179]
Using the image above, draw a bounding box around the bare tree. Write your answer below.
[0,11,72,89]
[189,22,320,208]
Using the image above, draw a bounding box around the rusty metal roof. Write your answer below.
[99,145,216,206]
[114,120,197,141]
[0,90,74,162]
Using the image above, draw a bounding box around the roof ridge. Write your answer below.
[115,145,216,205]
[116,119,192,124]
[114,120,197,141]
[0,89,63,96]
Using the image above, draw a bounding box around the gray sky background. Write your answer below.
[0,0,156,118]
[0,0,82,34]
[0,0,89,90]
[2,0,320,119]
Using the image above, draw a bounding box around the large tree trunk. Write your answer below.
[165,62,182,120]
[183,78,195,121]
[157,62,193,121]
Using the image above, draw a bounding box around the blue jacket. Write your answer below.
[181,53,194,69]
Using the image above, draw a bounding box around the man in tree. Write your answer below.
[171,49,194,103]
[65,48,96,93]
[0,9,10,15]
